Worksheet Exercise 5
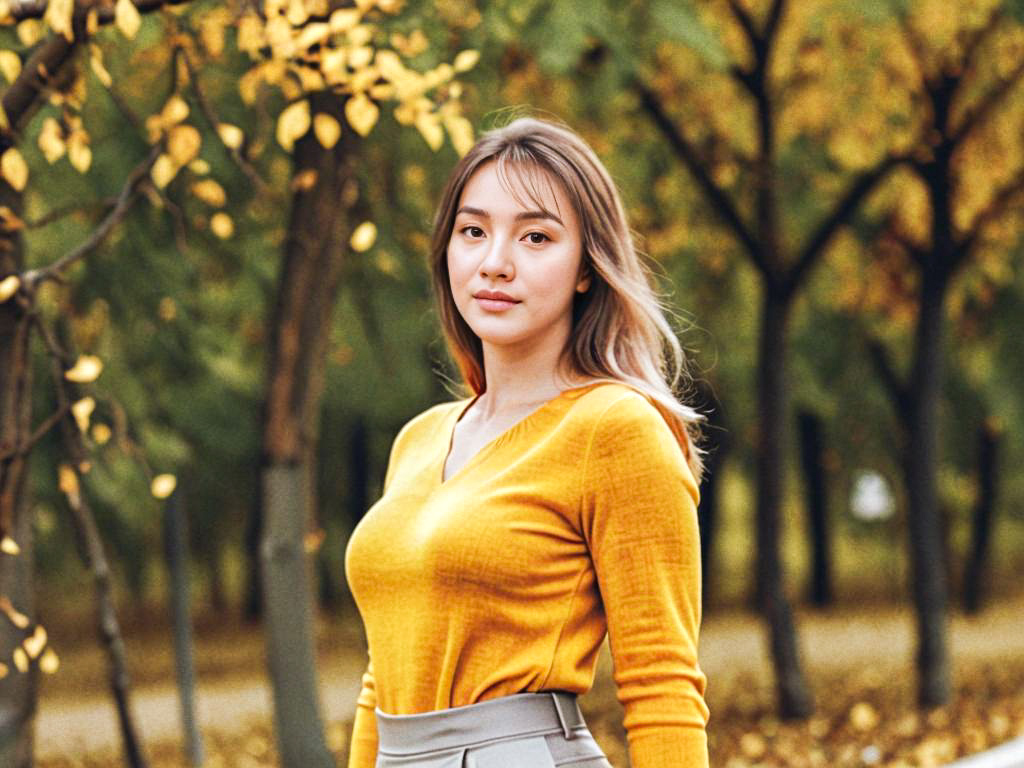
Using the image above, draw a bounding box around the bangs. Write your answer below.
[493,150,567,223]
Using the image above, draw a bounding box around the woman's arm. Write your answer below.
[579,393,709,768]
[347,657,378,768]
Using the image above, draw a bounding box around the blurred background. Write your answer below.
[1,0,1023,766]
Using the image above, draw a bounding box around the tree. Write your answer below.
[862,0,1024,706]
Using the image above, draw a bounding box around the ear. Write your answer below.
[576,264,592,293]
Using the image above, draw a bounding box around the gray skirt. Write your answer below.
[374,690,614,768]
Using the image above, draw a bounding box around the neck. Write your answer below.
[475,329,589,419]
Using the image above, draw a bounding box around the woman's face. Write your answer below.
[447,160,590,358]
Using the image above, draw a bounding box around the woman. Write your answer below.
[344,115,709,768]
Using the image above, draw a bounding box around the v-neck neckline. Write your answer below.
[437,381,606,488]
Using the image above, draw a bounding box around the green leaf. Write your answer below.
[532,0,592,74]
[650,0,730,70]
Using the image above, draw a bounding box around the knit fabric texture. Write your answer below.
[344,381,709,767]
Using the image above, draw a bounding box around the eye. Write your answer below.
[460,225,485,238]
[524,232,550,245]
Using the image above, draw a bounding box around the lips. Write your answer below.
[473,290,521,312]
[474,290,520,302]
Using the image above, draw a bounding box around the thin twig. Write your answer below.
[26,198,118,229]
[21,144,161,291]
[179,45,272,196]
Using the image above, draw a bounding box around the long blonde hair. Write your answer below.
[429,115,707,482]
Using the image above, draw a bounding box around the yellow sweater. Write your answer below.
[344,382,709,767]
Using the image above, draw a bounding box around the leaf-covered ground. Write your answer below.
[35,594,1024,767]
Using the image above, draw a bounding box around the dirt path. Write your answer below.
[37,593,1024,760]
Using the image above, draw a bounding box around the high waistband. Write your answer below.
[374,691,587,755]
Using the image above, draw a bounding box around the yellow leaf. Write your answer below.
[24,625,46,659]
[210,212,234,239]
[12,648,28,673]
[17,19,43,46]
[192,179,227,206]
[89,46,113,87]
[151,473,177,499]
[850,701,880,731]
[160,94,190,126]
[349,221,377,252]
[40,648,59,674]
[415,112,444,151]
[64,354,103,383]
[328,7,361,32]
[43,0,74,42]
[286,0,308,25]
[313,113,341,149]
[188,158,210,175]
[345,93,378,137]
[1,148,28,191]
[0,275,20,303]
[348,45,374,70]
[277,99,311,151]
[348,23,372,47]
[92,423,112,445]
[0,50,21,83]
[0,662,7,679]
[166,124,201,166]
[57,464,80,505]
[151,153,178,189]
[158,296,177,321]
[0,206,23,232]
[68,131,92,173]
[71,396,96,433]
[218,123,245,150]
[291,169,318,191]
[38,117,66,164]
[1,536,19,555]
[115,0,141,39]
[453,49,479,72]
[303,528,325,553]
[0,596,29,629]
[444,114,474,157]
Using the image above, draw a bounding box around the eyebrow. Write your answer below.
[455,205,563,227]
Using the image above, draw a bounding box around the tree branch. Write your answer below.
[951,57,1024,146]
[178,45,271,197]
[957,4,1005,80]
[867,336,910,415]
[634,79,764,270]
[10,0,192,23]
[1,0,196,146]
[26,198,118,229]
[20,144,161,290]
[787,153,906,294]
[954,168,1024,270]
[725,0,760,48]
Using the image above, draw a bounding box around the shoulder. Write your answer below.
[390,397,467,452]
[574,382,698,497]
[571,382,673,435]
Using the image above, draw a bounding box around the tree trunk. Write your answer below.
[902,267,952,707]
[756,290,813,718]
[0,176,37,768]
[797,408,832,607]
[963,419,1000,614]
[260,92,356,768]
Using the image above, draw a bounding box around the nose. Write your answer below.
[479,234,514,280]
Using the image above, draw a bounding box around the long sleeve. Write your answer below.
[579,393,709,767]
[347,657,378,768]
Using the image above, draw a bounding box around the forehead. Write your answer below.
[458,158,571,218]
